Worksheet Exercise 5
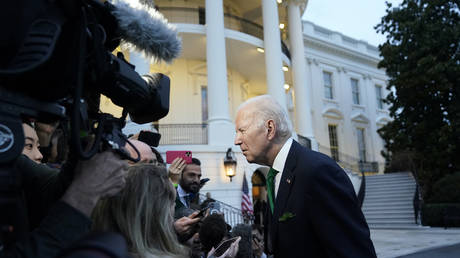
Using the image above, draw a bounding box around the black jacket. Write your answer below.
[265,141,376,258]
[1,155,91,258]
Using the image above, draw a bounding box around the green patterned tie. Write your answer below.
[267,168,279,214]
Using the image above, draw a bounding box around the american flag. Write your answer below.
[241,173,254,215]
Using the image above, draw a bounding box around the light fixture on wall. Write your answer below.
[282,65,289,72]
[284,83,290,90]
[279,23,285,29]
[256,47,265,53]
[277,0,283,4]
[224,148,237,182]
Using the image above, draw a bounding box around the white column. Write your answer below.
[339,68,354,155]
[206,0,234,146]
[364,75,378,164]
[129,52,150,75]
[288,1,317,149]
[262,0,287,109]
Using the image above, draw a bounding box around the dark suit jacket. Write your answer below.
[264,140,376,258]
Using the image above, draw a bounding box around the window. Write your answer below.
[328,125,340,161]
[323,71,333,99]
[356,128,367,162]
[375,85,384,109]
[201,86,208,123]
[351,78,360,105]
[198,7,205,25]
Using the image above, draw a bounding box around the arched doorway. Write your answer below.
[251,169,267,226]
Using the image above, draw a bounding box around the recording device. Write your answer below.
[138,130,161,147]
[166,151,192,164]
[196,206,209,218]
[0,0,181,249]
[208,201,221,215]
[200,178,210,188]
[214,237,240,257]
[0,0,180,161]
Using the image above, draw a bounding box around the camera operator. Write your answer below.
[33,122,59,162]
[125,139,156,165]
[0,149,128,258]
[21,123,44,164]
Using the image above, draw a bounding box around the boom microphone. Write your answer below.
[108,0,182,62]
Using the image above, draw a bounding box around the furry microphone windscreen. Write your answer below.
[110,0,182,63]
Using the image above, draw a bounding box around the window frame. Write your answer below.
[323,71,334,100]
[375,85,384,109]
[201,85,208,123]
[328,124,340,162]
[356,128,367,162]
[351,78,360,105]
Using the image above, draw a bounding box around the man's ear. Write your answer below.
[266,119,276,140]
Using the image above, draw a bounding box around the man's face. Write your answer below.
[180,164,202,194]
[22,123,43,163]
[234,107,270,165]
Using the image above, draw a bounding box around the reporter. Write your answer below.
[92,163,188,258]
[174,211,201,237]
[168,157,186,185]
[0,151,128,258]
[125,139,156,165]
[199,214,231,256]
[21,123,43,163]
[34,122,59,149]
[207,237,241,258]
[62,151,129,217]
[230,224,252,258]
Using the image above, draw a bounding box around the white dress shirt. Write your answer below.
[271,138,293,198]
[177,184,190,207]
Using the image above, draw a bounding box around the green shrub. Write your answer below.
[427,172,460,203]
[384,151,415,173]
[422,203,460,227]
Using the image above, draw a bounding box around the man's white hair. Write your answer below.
[238,95,293,142]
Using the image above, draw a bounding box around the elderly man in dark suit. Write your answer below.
[234,95,376,258]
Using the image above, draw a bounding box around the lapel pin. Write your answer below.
[286,179,291,184]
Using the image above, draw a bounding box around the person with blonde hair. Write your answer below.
[92,163,188,258]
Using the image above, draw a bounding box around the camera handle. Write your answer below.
[69,6,100,160]
[68,6,139,163]
[99,112,141,163]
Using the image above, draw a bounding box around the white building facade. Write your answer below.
[302,20,391,175]
[102,0,391,209]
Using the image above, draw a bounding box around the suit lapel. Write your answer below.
[271,141,300,242]
[175,188,185,210]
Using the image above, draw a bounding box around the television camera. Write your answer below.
[0,0,181,248]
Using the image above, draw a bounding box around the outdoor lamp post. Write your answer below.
[224,148,237,181]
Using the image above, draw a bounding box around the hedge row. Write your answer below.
[427,172,460,203]
[422,203,460,227]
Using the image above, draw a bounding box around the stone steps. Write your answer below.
[364,210,414,216]
[364,195,413,201]
[362,172,417,229]
[366,190,415,197]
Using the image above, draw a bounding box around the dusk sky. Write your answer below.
[303,0,403,47]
